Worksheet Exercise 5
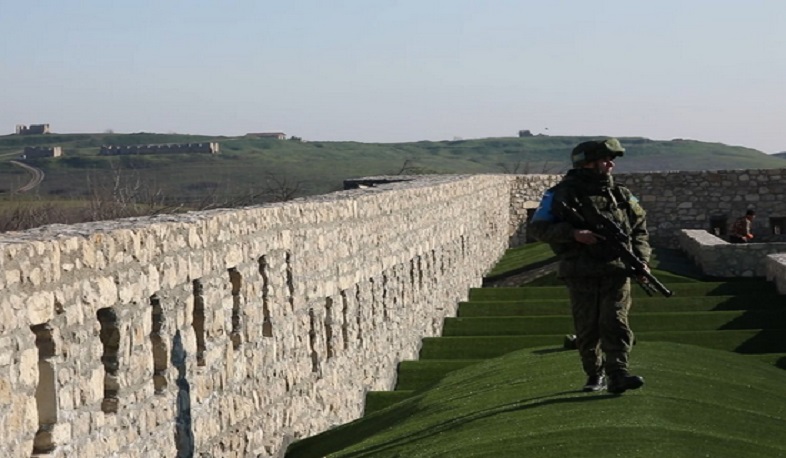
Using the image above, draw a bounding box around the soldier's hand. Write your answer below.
[573,229,603,245]
[637,264,651,283]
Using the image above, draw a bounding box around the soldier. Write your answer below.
[529,138,650,394]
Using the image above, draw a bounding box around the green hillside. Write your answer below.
[1,133,785,204]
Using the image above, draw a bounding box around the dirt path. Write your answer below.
[9,160,45,192]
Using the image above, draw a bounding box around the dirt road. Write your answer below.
[9,160,45,192]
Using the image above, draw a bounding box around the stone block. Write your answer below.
[17,348,38,387]
[4,268,21,288]
[0,377,11,405]
[51,421,72,446]
[27,291,55,325]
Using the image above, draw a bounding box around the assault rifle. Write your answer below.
[555,201,673,298]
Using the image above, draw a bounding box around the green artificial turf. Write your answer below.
[286,342,786,457]
[287,245,786,457]
[521,269,707,288]
[468,280,778,301]
[484,245,707,287]
[484,242,557,279]
[457,294,783,317]
[394,360,480,391]
[363,390,416,415]
[419,330,786,360]
[443,309,786,336]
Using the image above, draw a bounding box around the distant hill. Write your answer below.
[774,151,786,160]
[1,133,785,203]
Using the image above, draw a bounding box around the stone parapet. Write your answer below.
[0,175,511,457]
[766,254,786,294]
[678,229,786,277]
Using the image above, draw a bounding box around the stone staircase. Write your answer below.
[364,249,786,414]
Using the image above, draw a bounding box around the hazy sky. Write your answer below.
[2,1,785,153]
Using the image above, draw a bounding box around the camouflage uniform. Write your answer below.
[529,139,651,381]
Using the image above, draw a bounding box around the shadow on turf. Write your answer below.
[734,329,786,354]
[314,390,621,458]
[717,309,786,332]
[531,347,571,355]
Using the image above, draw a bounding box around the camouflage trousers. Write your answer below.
[564,275,634,377]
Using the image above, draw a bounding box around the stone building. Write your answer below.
[99,142,220,155]
[15,124,51,135]
[245,132,287,140]
[21,146,63,159]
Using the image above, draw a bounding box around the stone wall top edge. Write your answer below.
[3,168,782,245]
[342,173,510,190]
[618,167,786,178]
[0,174,509,245]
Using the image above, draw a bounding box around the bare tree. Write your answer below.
[261,172,304,202]
[0,202,73,232]
[497,160,530,174]
[84,161,173,221]
[217,172,306,208]
[498,160,560,174]
[396,159,437,175]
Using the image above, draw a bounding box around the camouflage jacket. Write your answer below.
[529,169,651,278]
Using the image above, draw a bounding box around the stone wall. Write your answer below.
[344,174,558,248]
[506,169,786,249]
[766,254,786,294]
[99,143,220,155]
[508,174,561,246]
[617,169,786,248]
[22,146,63,159]
[0,175,512,457]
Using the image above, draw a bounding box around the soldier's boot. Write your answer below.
[582,373,606,392]
[607,372,644,394]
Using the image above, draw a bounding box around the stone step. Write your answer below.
[394,359,481,391]
[364,390,415,415]
[458,294,785,317]
[419,329,786,360]
[468,280,778,301]
[443,310,786,336]
[390,352,786,396]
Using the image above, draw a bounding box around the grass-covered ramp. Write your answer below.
[287,244,786,457]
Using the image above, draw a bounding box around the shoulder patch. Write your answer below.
[532,190,559,223]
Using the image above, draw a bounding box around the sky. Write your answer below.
[2,0,785,153]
